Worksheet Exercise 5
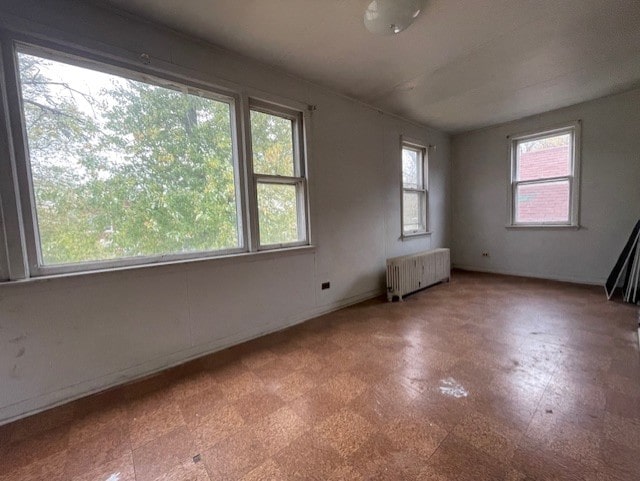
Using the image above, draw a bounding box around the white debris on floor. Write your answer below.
[438,377,468,398]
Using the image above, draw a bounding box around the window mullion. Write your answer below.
[402,187,427,194]
[256,174,304,185]
[0,39,32,280]
[241,92,259,253]
[515,175,572,187]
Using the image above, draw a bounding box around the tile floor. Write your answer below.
[1,271,639,480]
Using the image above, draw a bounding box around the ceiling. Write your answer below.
[100,0,640,133]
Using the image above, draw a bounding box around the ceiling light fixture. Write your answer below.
[364,0,426,35]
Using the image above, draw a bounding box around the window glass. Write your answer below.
[250,108,305,247]
[17,50,240,266]
[517,133,571,181]
[402,148,420,188]
[257,183,299,245]
[250,110,295,176]
[515,180,570,224]
[401,143,427,234]
[403,191,423,232]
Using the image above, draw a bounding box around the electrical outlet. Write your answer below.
[321,281,330,290]
[482,252,490,257]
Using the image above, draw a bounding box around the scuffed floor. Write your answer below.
[0,270,638,480]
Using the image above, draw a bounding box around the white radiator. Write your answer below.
[386,248,450,301]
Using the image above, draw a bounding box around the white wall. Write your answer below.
[0,0,450,424]
[451,88,640,284]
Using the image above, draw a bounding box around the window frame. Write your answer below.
[400,139,429,238]
[247,99,309,250]
[0,30,312,281]
[507,121,581,228]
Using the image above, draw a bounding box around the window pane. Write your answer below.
[17,50,240,266]
[250,110,295,176]
[257,183,300,245]
[517,133,571,181]
[403,191,424,232]
[402,148,420,188]
[515,181,570,223]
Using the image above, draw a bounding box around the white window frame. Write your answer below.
[507,121,581,228]
[401,139,428,237]
[246,100,309,250]
[0,30,312,281]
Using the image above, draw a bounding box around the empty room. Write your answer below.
[0,0,639,480]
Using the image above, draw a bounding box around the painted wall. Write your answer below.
[0,0,450,423]
[451,88,640,284]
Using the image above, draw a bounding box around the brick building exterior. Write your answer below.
[516,145,570,222]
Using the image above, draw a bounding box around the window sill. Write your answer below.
[401,231,432,240]
[506,224,580,230]
[0,245,316,287]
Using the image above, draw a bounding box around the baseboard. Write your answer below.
[452,263,605,286]
[0,287,384,426]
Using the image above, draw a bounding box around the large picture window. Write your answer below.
[16,47,242,270]
[509,123,580,227]
[0,41,310,279]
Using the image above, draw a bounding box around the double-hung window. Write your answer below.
[509,123,580,227]
[0,39,310,280]
[401,141,428,236]
[249,102,308,248]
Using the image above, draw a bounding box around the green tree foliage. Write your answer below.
[18,53,244,265]
[99,82,238,257]
[19,54,107,264]
[17,53,301,265]
[250,110,300,245]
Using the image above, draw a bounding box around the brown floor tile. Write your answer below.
[289,386,345,425]
[240,458,282,481]
[274,431,343,480]
[605,388,640,419]
[346,431,417,479]
[452,410,522,463]
[202,428,270,481]
[385,414,448,459]
[320,372,368,404]
[68,401,129,448]
[426,434,509,481]
[152,458,210,481]
[602,412,640,453]
[218,371,265,402]
[129,398,186,450]
[2,271,639,481]
[510,438,600,481]
[7,403,76,443]
[0,424,70,475]
[239,348,279,370]
[597,438,640,481]
[69,452,136,481]
[232,391,286,424]
[176,386,226,426]
[268,370,316,402]
[168,371,219,403]
[190,404,246,451]
[315,408,377,457]
[132,426,198,481]
[252,406,309,456]
[65,425,130,478]
[524,409,604,470]
[0,450,67,481]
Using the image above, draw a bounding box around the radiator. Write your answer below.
[386,248,450,301]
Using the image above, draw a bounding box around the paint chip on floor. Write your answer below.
[438,377,468,398]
